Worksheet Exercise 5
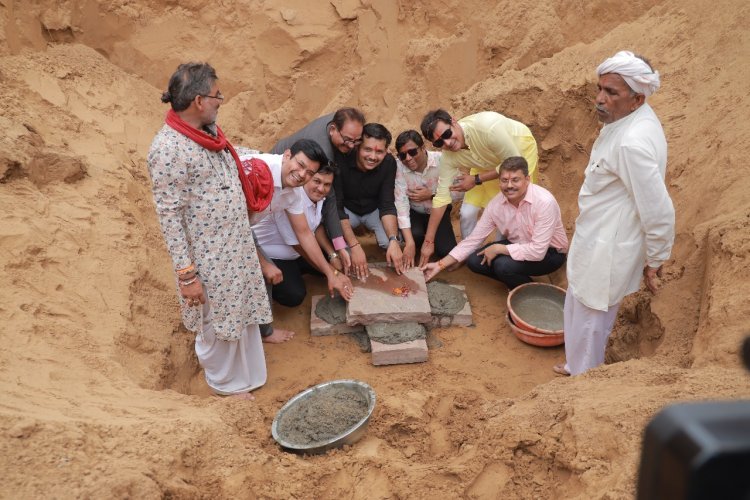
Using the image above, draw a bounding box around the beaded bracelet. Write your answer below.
[349,241,361,249]
[437,259,446,271]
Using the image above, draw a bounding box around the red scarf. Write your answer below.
[165,109,273,212]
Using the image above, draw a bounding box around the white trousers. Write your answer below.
[563,291,620,376]
[194,301,267,395]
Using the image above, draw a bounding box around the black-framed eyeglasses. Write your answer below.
[397,148,420,161]
[199,92,224,101]
[338,128,362,147]
[432,127,453,148]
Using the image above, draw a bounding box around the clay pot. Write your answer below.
[507,282,566,335]
[506,313,564,347]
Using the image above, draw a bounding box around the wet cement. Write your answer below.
[513,297,563,331]
[366,322,426,345]
[277,386,369,447]
[427,281,467,316]
[348,331,372,353]
[315,295,348,325]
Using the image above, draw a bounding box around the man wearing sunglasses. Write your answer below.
[418,109,539,267]
[394,130,461,269]
[270,107,366,275]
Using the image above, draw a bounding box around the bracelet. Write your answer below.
[349,241,360,249]
[176,263,195,276]
[179,276,198,286]
[333,269,339,276]
[424,239,434,245]
[437,259,446,271]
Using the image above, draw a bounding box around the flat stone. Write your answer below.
[429,284,473,328]
[347,263,432,326]
[310,295,365,337]
[371,338,428,366]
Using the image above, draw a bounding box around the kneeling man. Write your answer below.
[422,157,568,289]
[253,162,346,307]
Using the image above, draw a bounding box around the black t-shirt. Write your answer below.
[334,153,397,218]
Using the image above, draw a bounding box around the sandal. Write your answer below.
[552,363,570,376]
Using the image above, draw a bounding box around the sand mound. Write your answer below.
[2,0,749,498]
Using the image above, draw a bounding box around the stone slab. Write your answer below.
[310,295,366,337]
[429,285,473,328]
[370,338,429,366]
[346,263,432,326]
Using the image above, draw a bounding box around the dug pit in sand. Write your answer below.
[366,322,427,344]
[276,386,369,447]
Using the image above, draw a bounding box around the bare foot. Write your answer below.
[552,363,570,376]
[262,329,295,344]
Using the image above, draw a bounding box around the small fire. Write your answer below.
[391,285,411,297]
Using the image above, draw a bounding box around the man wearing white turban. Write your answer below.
[553,51,675,376]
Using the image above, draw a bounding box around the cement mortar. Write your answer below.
[366,322,426,345]
[427,281,466,315]
[276,386,369,447]
[315,295,347,325]
[348,332,372,353]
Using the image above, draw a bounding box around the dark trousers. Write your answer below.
[260,257,321,336]
[466,240,566,290]
[409,204,457,258]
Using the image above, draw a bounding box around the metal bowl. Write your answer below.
[507,282,566,335]
[271,379,376,455]
[506,313,564,347]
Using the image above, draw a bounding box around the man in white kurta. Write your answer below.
[556,51,675,376]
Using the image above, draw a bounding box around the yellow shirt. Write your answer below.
[432,111,538,208]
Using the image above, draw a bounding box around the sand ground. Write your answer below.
[1,0,749,498]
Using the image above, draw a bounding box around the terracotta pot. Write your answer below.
[507,282,566,335]
[506,313,564,347]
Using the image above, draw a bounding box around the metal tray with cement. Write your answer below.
[507,283,566,334]
[271,379,376,454]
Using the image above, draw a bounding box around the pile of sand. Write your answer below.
[1,0,749,497]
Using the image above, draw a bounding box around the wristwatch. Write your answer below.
[474,174,483,185]
[388,235,400,244]
[328,251,339,262]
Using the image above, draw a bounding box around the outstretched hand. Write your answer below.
[419,240,435,267]
[421,262,441,282]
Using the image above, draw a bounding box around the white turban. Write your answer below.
[596,50,660,97]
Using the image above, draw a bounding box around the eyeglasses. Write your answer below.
[431,126,453,148]
[338,128,362,147]
[199,92,224,101]
[397,148,420,161]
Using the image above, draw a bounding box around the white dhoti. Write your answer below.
[563,291,620,376]
[195,302,267,395]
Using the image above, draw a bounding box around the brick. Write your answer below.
[346,263,432,326]
[370,338,429,366]
[310,295,365,337]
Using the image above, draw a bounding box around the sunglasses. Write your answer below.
[431,127,453,148]
[397,148,420,161]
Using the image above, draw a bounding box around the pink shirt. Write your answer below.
[449,183,569,262]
